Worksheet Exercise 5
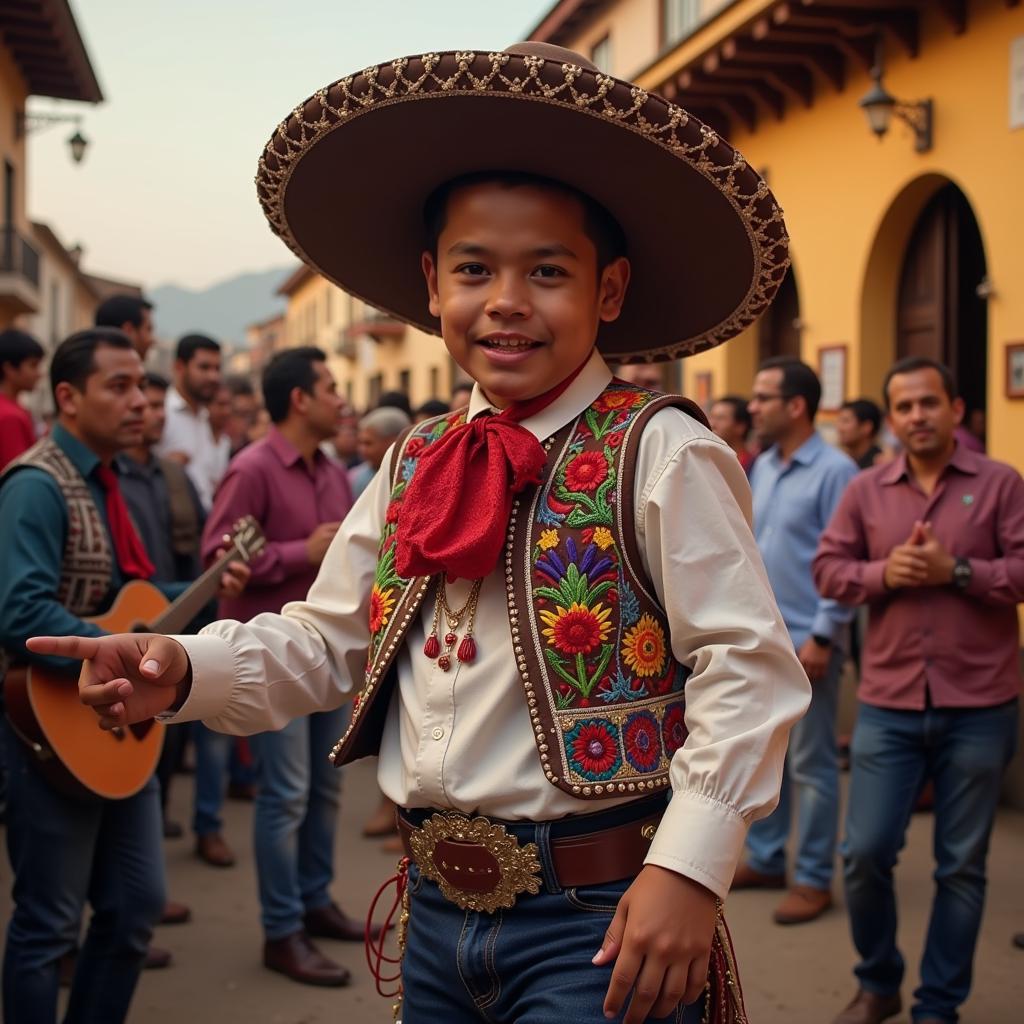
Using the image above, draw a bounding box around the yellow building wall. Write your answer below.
[0,43,32,327]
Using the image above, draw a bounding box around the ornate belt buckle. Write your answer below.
[408,813,543,913]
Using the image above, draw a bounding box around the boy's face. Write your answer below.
[422,182,629,408]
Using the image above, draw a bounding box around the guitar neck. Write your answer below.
[149,547,238,635]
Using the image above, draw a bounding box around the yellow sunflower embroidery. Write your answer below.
[540,602,613,655]
[369,585,397,634]
[592,526,614,550]
[538,529,560,551]
[622,613,667,677]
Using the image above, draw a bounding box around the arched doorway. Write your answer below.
[897,183,988,422]
[758,265,801,363]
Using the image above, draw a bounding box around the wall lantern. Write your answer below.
[15,112,91,164]
[858,47,932,154]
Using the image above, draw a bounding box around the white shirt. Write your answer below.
[170,352,809,899]
[157,387,227,512]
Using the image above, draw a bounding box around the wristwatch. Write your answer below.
[811,634,832,648]
[952,558,972,591]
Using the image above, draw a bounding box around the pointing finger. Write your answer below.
[26,635,101,660]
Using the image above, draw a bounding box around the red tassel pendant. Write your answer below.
[457,636,477,664]
[438,655,451,671]
[423,634,440,658]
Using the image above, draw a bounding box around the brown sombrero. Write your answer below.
[255,42,789,363]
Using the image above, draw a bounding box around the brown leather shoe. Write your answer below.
[730,862,786,890]
[831,988,901,1024]
[196,832,235,868]
[772,884,832,924]
[160,900,192,925]
[263,930,351,987]
[304,901,392,943]
[144,946,173,970]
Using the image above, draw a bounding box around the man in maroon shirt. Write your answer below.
[814,357,1023,1024]
[0,329,43,471]
[200,346,377,986]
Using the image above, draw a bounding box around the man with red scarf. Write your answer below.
[0,328,247,1024]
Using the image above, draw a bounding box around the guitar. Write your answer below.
[4,516,265,800]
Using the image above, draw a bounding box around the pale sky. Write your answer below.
[27,0,553,292]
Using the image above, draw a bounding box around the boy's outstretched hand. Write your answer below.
[593,864,716,1023]
[25,633,191,729]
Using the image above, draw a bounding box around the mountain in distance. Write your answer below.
[149,265,293,347]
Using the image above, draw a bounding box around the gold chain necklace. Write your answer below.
[423,578,482,671]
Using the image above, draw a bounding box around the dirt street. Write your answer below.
[3,756,1023,1023]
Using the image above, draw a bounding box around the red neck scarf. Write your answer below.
[96,464,155,580]
[395,364,587,581]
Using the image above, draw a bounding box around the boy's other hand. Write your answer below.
[306,521,341,565]
[592,864,716,1022]
[26,634,191,729]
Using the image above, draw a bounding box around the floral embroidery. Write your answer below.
[563,451,608,493]
[622,613,667,678]
[566,719,622,781]
[591,526,614,550]
[623,711,662,772]
[369,584,396,633]
[538,528,560,551]
[618,580,641,627]
[540,602,612,655]
[594,390,645,414]
[404,436,426,457]
[661,703,688,756]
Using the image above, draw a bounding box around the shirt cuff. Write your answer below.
[964,558,992,598]
[644,789,748,902]
[278,539,311,576]
[861,559,889,599]
[155,633,238,724]
[809,612,837,642]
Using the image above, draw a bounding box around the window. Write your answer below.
[662,0,700,47]
[429,366,440,398]
[369,374,383,406]
[590,34,612,74]
[399,368,411,397]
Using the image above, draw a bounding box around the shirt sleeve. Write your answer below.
[809,457,859,642]
[0,470,106,673]
[812,478,890,604]
[634,412,811,900]
[0,410,35,470]
[964,468,1024,606]
[166,450,394,734]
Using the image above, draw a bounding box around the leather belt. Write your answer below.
[397,808,662,912]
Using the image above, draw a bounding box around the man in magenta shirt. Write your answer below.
[0,329,43,471]
[200,346,373,987]
[814,356,1023,1024]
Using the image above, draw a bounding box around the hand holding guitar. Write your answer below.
[26,633,191,730]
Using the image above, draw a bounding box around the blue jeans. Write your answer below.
[744,646,842,889]
[249,706,347,939]
[192,722,231,836]
[400,808,705,1023]
[842,700,1019,1023]
[1,717,166,1024]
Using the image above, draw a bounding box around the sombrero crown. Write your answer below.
[256,43,789,363]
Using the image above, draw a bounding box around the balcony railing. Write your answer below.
[343,307,406,343]
[0,225,41,288]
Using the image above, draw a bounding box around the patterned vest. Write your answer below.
[330,382,708,801]
[1,437,113,617]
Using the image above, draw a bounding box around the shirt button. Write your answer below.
[431,726,445,741]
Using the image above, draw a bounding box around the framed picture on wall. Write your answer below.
[1006,342,1024,399]
[819,345,847,412]
[694,371,714,410]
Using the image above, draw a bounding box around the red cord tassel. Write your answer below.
[423,634,440,658]
[457,636,477,663]
[365,857,409,999]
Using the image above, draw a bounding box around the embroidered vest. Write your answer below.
[1,438,114,617]
[330,382,708,801]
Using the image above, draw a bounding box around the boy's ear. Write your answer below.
[597,256,631,325]
[421,251,441,319]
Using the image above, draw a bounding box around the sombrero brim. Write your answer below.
[256,50,789,362]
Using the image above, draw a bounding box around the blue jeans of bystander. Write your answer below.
[1,717,165,1024]
[842,699,1018,1023]
[249,706,348,939]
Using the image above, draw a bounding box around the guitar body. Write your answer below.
[6,580,169,800]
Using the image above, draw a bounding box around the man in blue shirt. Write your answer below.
[0,328,246,1023]
[733,357,857,925]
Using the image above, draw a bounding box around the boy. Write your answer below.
[33,43,808,1023]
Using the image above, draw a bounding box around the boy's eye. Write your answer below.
[532,265,566,279]
[455,263,488,276]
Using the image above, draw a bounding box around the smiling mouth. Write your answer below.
[477,335,544,351]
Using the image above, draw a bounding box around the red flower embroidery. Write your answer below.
[662,705,688,755]
[540,602,612,655]
[624,712,661,772]
[607,432,625,449]
[563,451,608,493]
[570,721,619,775]
[385,501,401,524]
[404,437,426,457]
[595,391,644,413]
